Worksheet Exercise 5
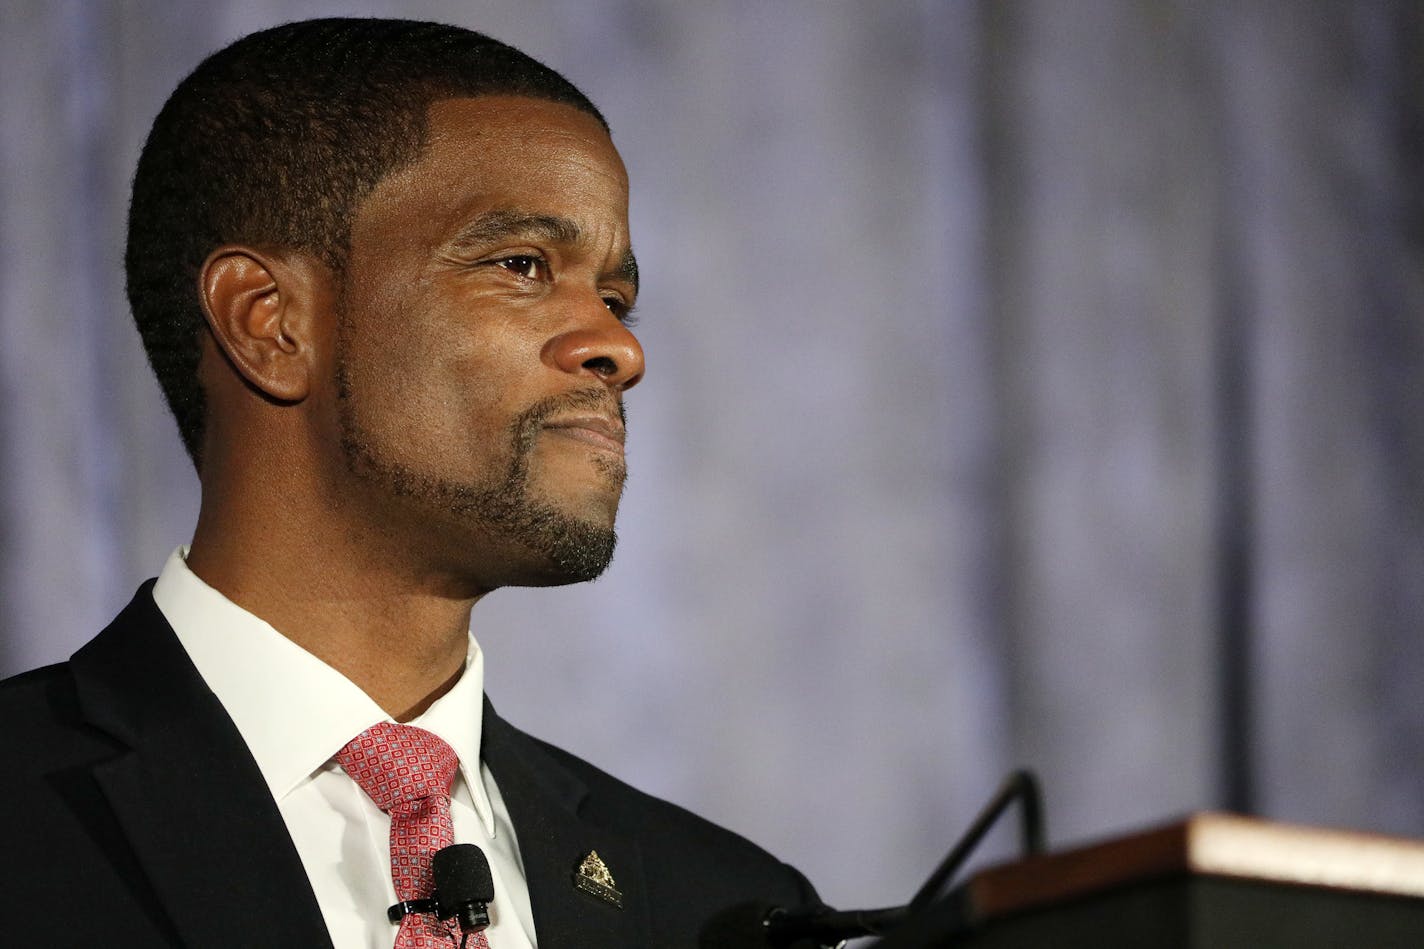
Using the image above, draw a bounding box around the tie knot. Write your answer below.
[335,722,460,813]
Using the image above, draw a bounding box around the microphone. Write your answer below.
[433,844,495,935]
[700,900,908,947]
[699,770,1045,948]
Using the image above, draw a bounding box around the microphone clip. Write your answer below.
[386,896,491,930]
[387,898,439,923]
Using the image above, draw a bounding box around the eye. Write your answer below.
[493,255,547,279]
[602,296,639,327]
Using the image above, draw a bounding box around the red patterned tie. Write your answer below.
[336,723,491,948]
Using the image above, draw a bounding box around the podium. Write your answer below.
[873,813,1424,948]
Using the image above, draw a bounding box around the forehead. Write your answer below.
[350,95,629,247]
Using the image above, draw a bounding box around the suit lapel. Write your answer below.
[71,584,332,949]
[482,703,650,949]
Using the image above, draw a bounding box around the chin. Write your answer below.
[487,532,618,589]
[530,517,619,585]
[470,490,620,588]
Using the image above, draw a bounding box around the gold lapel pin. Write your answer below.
[573,850,624,909]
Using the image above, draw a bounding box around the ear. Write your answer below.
[198,247,328,403]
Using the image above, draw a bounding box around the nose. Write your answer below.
[544,306,645,391]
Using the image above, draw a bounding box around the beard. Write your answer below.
[335,361,625,586]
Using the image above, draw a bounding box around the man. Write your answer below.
[1,18,816,948]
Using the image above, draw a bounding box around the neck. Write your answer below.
[186,495,486,723]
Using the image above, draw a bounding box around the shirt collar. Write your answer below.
[151,547,495,836]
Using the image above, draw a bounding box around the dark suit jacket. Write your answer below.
[1,583,817,947]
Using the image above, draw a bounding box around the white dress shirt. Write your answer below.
[152,547,537,948]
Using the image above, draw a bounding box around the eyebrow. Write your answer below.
[614,248,639,292]
[451,209,639,293]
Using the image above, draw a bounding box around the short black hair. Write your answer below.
[125,18,606,465]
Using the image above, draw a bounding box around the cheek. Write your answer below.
[343,306,533,451]
[339,253,557,445]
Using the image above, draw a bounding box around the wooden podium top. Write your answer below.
[968,812,1424,923]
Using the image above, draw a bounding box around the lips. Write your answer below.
[541,414,626,454]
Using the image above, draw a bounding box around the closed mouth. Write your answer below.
[541,415,626,453]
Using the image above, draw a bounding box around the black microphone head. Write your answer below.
[698,901,778,949]
[433,844,495,904]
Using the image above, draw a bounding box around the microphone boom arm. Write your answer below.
[907,768,1045,912]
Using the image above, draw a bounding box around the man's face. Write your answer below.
[328,96,643,590]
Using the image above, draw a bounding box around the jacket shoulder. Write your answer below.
[0,660,120,766]
[512,721,818,906]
